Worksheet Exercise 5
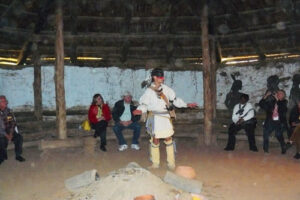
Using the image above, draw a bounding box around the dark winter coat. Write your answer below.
[259,97,288,125]
[289,105,300,127]
[112,100,140,123]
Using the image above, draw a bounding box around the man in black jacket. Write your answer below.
[287,99,300,159]
[289,100,300,137]
[112,91,141,151]
[259,90,287,154]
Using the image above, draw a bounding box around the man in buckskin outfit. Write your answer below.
[133,68,197,170]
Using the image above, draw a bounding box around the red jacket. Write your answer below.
[88,104,111,124]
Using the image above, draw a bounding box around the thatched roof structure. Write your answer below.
[0,0,299,69]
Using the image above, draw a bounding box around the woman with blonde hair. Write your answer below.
[88,94,111,151]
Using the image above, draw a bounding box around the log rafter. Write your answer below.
[0,0,299,67]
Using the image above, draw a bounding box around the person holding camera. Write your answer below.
[224,93,258,152]
[259,90,287,154]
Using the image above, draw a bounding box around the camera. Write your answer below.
[166,101,174,111]
[236,108,244,115]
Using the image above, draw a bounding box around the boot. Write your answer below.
[165,139,175,170]
[149,141,160,169]
[15,156,25,162]
[281,143,287,154]
[100,144,107,152]
[294,152,300,159]
[250,146,258,152]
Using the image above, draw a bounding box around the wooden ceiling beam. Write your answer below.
[69,0,79,64]
[31,56,202,71]
[216,23,300,40]
[0,43,23,50]
[40,2,292,23]
[0,3,37,17]
[221,47,300,57]
[220,36,300,47]
[38,45,202,54]
[33,32,203,42]
[1,19,300,41]
[44,5,296,23]
[0,0,18,18]
[1,20,298,43]
[220,0,267,60]
[46,15,201,23]
[18,0,53,65]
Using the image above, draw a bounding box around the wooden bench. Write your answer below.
[9,108,285,149]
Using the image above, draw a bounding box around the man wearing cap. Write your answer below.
[112,91,141,151]
[133,68,197,170]
[0,95,25,165]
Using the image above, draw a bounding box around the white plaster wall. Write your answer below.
[0,66,203,110]
[217,62,300,109]
[0,68,34,109]
[0,62,299,111]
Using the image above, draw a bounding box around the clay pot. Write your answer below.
[134,194,155,200]
[175,166,196,179]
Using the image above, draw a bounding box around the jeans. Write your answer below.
[91,120,108,147]
[113,121,141,145]
[263,120,286,152]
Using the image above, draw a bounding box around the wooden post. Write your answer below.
[210,39,217,120]
[210,38,217,145]
[200,4,213,146]
[70,0,78,64]
[33,43,43,121]
[54,0,67,139]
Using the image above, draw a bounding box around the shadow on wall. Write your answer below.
[224,74,243,111]
[289,74,300,109]
[223,72,300,112]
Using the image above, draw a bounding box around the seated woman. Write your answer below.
[287,99,300,159]
[88,94,111,152]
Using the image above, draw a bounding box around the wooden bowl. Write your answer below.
[175,166,196,179]
[134,194,155,200]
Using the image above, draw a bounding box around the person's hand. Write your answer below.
[120,121,132,127]
[5,133,12,142]
[263,91,272,99]
[120,121,126,126]
[126,120,132,126]
[292,122,300,127]
[237,118,244,125]
[133,110,142,115]
[187,103,198,108]
[273,93,278,101]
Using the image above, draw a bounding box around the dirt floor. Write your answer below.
[0,137,299,200]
